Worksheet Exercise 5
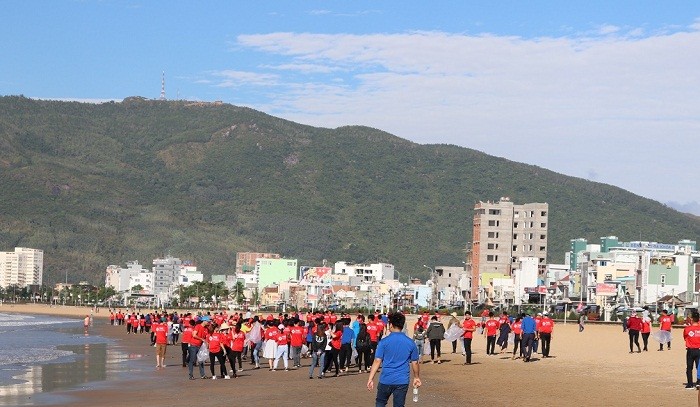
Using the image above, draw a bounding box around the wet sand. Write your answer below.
[2,305,698,407]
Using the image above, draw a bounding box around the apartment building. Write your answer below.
[236,252,280,274]
[0,247,43,288]
[471,198,548,300]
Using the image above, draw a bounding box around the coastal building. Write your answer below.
[236,251,279,274]
[104,261,153,293]
[0,247,43,288]
[471,198,548,301]
[434,266,468,307]
[332,262,395,283]
[256,258,297,289]
[152,255,182,296]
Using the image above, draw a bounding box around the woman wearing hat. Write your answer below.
[447,312,462,354]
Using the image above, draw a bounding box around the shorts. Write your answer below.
[156,343,167,358]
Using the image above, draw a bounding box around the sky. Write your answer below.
[2,1,699,215]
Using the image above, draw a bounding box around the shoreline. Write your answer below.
[2,304,698,406]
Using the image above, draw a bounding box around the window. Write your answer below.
[488,220,499,226]
[540,223,547,228]
[513,233,519,239]
[530,211,535,217]
[488,209,501,215]
[487,255,494,261]
[529,221,534,228]
[487,232,499,238]
[540,234,546,240]
[514,211,520,218]
[528,233,534,239]
[487,243,499,249]
[539,246,546,251]
[512,245,517,251]
[604,274,612,281]
[528,244,533,251]
[541,211,547,216]
[539,258,545,263]
[448,273,452,277]
[513,222,519,228]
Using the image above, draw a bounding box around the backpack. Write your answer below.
[356,333,370,350]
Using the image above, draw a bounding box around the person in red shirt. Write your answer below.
[511,316,523,360]
[181,320,193,367]
[188,320,208,379]
[462,311,477,365]
[683,311,700,389]
[207,324,230,379]
[263,323,280,371]
[323,322,342,376]
[659,309,673,351]
[366,315,380,366]
[273,323,290,371]
[483,312,500,355]
[641,317,651,351]
[290,320,305,368]
[153,318,168,368]
[539,312,554,358]
[626,311,643,353]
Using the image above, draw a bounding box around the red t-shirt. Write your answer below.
[190,324,207,347]
[330,330,342,350]
[182,326,193,345]
[265,327,279,341]
[511,321,523,335]
[641,320,651,334]
[276,333,288,346]
[231,331,246,352]
[684,324,700,348]
[660,315,673,331]
[462,319,476,339]
[627,316,642,331]
[484,319,499,336]
[375,320,385,334]
[367,323,379,342]
[539,318,554,334]
[153,323,168,345]
[208,332,225,353]
[329,315,338,324]
[290,327,305,347]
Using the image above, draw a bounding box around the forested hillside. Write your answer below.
[1,96,698,284]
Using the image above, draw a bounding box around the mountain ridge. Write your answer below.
[1,95,698,285]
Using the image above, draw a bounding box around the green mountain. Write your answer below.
[1,95,698,285]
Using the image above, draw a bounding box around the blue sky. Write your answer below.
[3,1,700,215]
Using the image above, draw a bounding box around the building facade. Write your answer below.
[256,258,297,289]
[471,198,548,300]
[152,256,182,296]
[0,247,43,288]
[236,252,280,274]
[332,262,395,283]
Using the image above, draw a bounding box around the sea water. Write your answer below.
[0,312,133,406]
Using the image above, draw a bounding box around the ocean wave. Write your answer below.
[0,347,75,366]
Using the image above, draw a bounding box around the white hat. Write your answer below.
[537,312,542,316]
[542,311,549,316]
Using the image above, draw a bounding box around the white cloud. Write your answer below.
[224,23,700,203]
[210,70,279,87]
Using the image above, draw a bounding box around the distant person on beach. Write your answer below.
[447,312,461,353]
[511,316,523,360]
[641,316,651,351]
[659,310,673,351]
[367,312,421,407]
[483,312,499,355]
[83,315,90,333]
[188,320,208,379]
[539,312,554,358]
[426,315,445,363]
[683,311,700,389]
[579,313,585,332]
[462,311,476,364]
[627,311,642,353]
[153,318,168,368]
[520,312,536,362]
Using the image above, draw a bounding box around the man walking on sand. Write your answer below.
[367,313,421,407]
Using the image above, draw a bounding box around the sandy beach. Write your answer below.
[1,304,698,407]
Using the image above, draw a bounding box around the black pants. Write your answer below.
[452,340,457,353]
[540,332,552,357]
[368,341,378,366]
[209,350,227,377]
[687,348,700,385]
[339,343,352,369]
[641,332,650,351]
[486,335,496,355]
[463,338,472,364]
[181,342,189,366]
[323,348,339,375]
[512,334,522,357]
[224,348,239,374]
[429,339,441,360]
[521,333,535,361]
[659,331,671,350]
[628,329,640,352]
[356,347,371,370]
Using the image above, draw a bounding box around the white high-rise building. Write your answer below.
[152,256,182,296]
[105,261,153,293]
[0,247,43,288]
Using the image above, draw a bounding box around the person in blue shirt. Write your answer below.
[520,312,537,362]
[367,313,422,407]
[339,318,356,372]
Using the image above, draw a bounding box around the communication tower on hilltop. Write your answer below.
[159,71,166,100]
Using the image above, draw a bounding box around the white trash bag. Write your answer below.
[197,342,209,363]
[653,330,672,345]
[443,325,464,342]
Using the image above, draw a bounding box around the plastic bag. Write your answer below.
[507,332,515,345]
[301,344,309,355]
[653,330,672,344]
[197,342,209,363]
[351,347,357,360]
[443,325,464,342]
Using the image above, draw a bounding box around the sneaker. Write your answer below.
[309,376,313,379]
[285,368,289,371]
[686,384,695,389]
[189,376,195,380]
[201,376,207,379]
[238,367,243,372]
[212,376,217,380]
[224,375,230,380]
